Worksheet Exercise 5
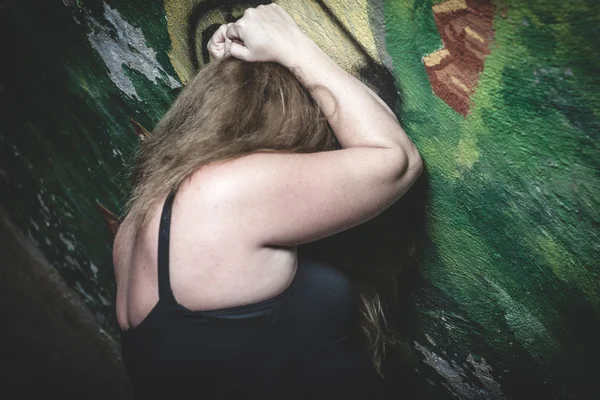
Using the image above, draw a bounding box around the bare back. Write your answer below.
[113,162,297,331]
[114,138,420,330]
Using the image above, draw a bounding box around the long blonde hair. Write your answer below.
[126,56,403,374]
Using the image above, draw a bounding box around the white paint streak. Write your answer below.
[59,232,76,252]
[74,281,95,304]
[65,255,83,272]
[97,293,111,307]
[415,342,507,400]
[87,3,181,100]
[90,261,99,278]
[415,341,479,399]
[466,355,506,399]
[37,193,51,216]
[425,333,437,346]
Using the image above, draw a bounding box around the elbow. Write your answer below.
[409,146,423,178]
[391,144,423,180]
[386,145,422,196]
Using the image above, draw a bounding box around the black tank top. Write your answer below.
[120,191,383,399]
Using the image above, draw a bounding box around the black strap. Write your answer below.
[157,191,177,304]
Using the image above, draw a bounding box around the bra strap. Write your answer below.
[157,191,177,304]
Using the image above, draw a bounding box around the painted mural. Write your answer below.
[1,0,598,398]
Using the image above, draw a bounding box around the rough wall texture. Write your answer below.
[0,206,132,398]
[1,0,598,398]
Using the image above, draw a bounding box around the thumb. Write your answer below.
[228,41,252,61]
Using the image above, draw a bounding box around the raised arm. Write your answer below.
[201,3,422,247]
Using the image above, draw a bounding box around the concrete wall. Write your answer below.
[1,0,598,398]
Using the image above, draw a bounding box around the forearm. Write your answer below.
[287,36,418,159]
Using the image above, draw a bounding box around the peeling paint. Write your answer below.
[97,292,112,307]
[87,2,181,99]
[466,355,506,399]
[415,341,508,399]
[90,261,99,278]
[425,333,437,346]
[74,281,95,304]
[59,232,76,252]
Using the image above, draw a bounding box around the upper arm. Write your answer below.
[195,148,421,247]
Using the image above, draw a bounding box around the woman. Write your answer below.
[113,3,422,399]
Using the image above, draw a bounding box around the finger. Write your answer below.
[229,41,251,61]
[226,21,244,43]
[207,41,219,59]
[207,24,229,58]
[224,23,233,54]
[209,24,228,46]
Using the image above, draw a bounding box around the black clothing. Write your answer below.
[121,191,382,399]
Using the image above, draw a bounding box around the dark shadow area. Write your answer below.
[357,60,403,114]
[302,168,429,395]
[0,207,132,400]
[298,52,429,396]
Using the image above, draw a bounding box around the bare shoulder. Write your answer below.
[183,150,349,201]
[179,149,410,247]
[186,152,285,185]
[181,152,295,208]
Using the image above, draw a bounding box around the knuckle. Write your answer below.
[243,7,255,16]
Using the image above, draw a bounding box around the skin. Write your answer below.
[113,3,422,331]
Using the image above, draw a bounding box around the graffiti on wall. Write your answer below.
[2,0,599,399]
[97,0,401,227]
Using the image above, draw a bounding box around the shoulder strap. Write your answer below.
[157,191,177,304]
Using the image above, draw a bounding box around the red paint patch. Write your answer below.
[423,0,495,116]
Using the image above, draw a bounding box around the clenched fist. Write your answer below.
[207,3,308,68]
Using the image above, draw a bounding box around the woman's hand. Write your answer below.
[223,3,308,67]
[207,23,234,60]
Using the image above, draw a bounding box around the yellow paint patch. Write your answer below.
[319,0,382,63]
[465,26,485,43]
[454,133,479,176]
[164,0,195,84]
[535,233,600,307]
[423,48,449,67]
[451,76,471,93]
[432,0,468,14]
[279,0,369,73]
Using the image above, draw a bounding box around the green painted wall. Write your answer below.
[1,0,598,398]
[382,0,599,398]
